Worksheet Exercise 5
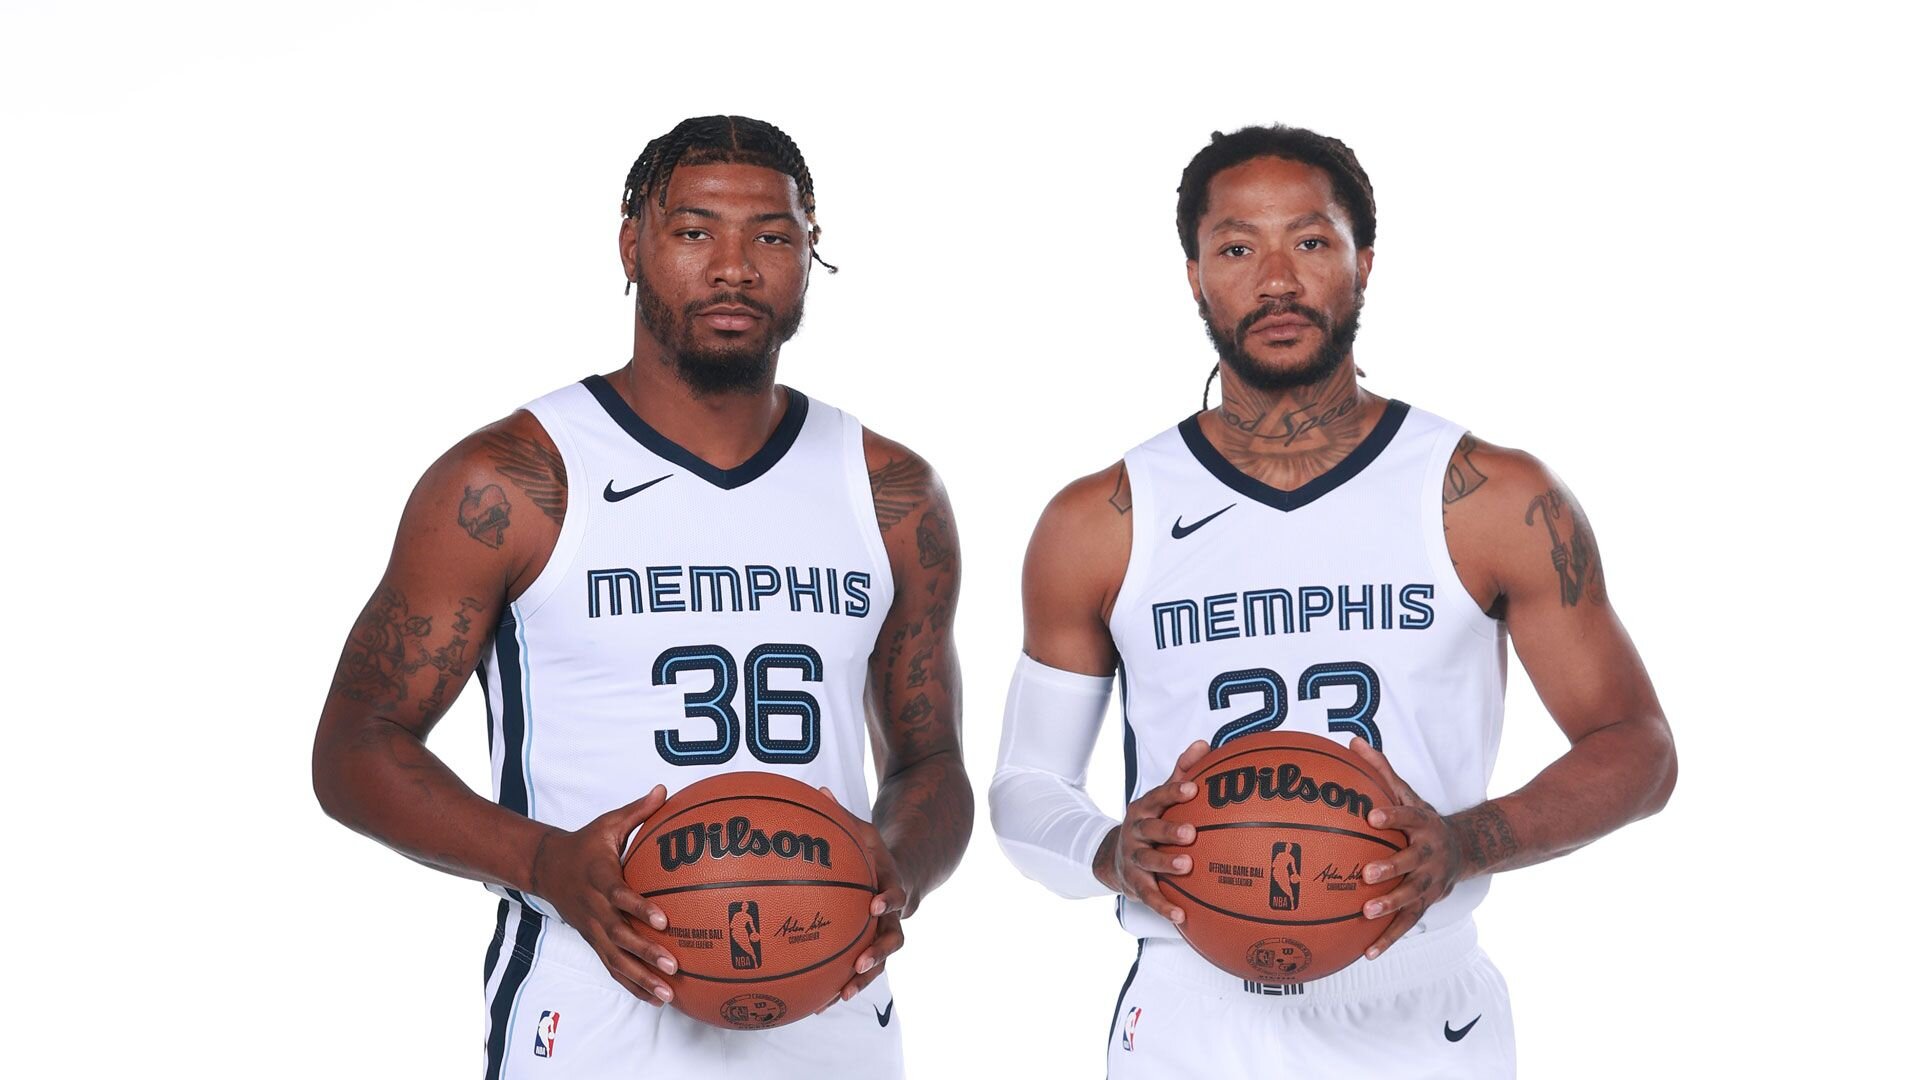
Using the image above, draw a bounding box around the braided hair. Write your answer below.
[621,115,837,274]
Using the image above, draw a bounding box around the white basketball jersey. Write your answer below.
[475,376,894,919]
[1109,400,1507,942]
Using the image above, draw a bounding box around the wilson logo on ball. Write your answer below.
[1205,764,1376,822]
[656,815,834,871]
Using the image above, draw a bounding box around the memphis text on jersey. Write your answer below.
[587,563,876,620]
[1149,582,1438,650]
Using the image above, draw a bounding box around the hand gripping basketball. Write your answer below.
[527,784,681,1006]
[1097,739,1212,924]
[814,786,908,1012]
[1347,740,1469,960]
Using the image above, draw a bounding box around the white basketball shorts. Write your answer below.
[1107,918,1515,1079]
[479,900,904,1079]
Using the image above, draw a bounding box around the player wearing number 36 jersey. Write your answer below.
[313,116,970,1079]
[989,125,1677,1077]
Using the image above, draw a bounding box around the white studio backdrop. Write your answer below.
[3,2,1913,1076]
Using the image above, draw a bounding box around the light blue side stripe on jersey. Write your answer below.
[514,604,535,824]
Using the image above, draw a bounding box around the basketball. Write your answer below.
[1158,732,1407,984]
[622,772,879,1030]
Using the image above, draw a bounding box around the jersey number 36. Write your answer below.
[652,643,822,766]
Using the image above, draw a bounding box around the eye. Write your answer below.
[757,234,792,245]
[677,228,710,241]
[1298,238,1327,251]
[1221,243,1252,258]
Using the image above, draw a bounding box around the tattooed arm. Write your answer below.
[1351,433,1677,957]
[827,430,972,1000]
[312,411,682,1004]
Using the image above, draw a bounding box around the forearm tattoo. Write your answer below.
[1451,803,1521,872]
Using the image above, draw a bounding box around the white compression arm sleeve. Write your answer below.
[988,653,1121,899]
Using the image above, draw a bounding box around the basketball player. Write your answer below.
[989,125,1676,1076]
[311,116,970,1078]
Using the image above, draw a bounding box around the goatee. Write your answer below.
[1200,289,1364,394]
[634,268,805,396]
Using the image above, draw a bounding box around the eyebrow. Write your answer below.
[663,207,801,226]
[1208,211,1337,235]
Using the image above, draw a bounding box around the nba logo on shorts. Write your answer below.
[1122,1007,1142,1051]
[532,1010,559,1058]
[1270,840,1302,911]
[729,899,762,970]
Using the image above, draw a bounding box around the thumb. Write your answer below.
[1171,739,1211,780]
[604,784,669,836]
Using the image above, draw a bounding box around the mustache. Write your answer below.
[1235,301,1332,342]
[685,292,776,319]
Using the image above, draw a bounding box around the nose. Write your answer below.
[707,232,759,290]
[1256,250,1302,304]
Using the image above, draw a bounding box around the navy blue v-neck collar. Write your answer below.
[582,374,809,491]
[1177,400,1410,512]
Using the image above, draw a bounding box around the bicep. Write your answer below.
[1484,471,1661,743]
[319,443,530,743]
[1020,465,1129,677]
[864,442,963,775]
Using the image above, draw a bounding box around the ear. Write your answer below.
[618,215,641,286]
[1186,258,1203,305]
[1356,247,1374,291]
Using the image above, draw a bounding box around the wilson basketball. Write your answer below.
[622,772,879,1029]
[1159,732,1407,983]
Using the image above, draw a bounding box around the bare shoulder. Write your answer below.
[862,426,952,536]
[1032,460,1131,549]
[1441,432,1607,612]
[1025,461,1132,627]
[861,426,960,602]
[398,409,567,595]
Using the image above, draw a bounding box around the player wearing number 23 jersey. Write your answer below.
[989,124,1675,1078]
[313,116,971,1079]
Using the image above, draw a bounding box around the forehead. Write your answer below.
[655,162,804,216]
[1203,156,1350,232]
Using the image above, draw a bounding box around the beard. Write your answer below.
[1199,287,1364,394]
[634,267,805,395]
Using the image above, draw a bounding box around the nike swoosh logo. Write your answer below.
[875,999,894,1027]
[1444,1015,1481,1042]
[603,474,672,502]
[1171,503,1235,539]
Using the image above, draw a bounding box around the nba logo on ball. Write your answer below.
[531,1010,559,1058]
[1123,1007,1142,1051]
[1269,840,1302,911]
[729,899,762,970]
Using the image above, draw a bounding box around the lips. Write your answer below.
[1249,315,1312,336]
[696,306,762,332]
